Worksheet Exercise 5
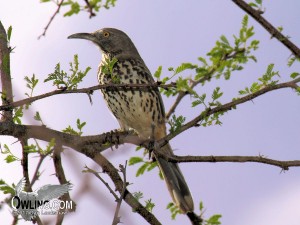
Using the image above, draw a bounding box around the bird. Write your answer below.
[12,177,72,221]
[68,28,195,214]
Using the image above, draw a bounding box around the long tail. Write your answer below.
[155,143,194,213]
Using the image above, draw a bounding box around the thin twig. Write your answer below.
[38,0,65,39]
[166,48,246,119]
[112,161,128,225]
[232,0,300,57]
[91,154,162,225]
[84,0,96,18]
[10,215,19,225]
[30,139,52,186]
[20,138,44,225]
[84,166,119,200]
[161,78,300,149]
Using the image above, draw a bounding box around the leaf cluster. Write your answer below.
[62,118,86,136]
[128,156,159,177]
[44,54,90,90]
[40,0,117,17]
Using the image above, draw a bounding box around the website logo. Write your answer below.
[11,178,73,221]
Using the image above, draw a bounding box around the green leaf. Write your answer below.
[34,111,42,122]
[212,87,223,100]
[154,66,162,79]
[64,2,80,17]
[248,2,258,7]
[173,63,197,76]
[136,163,149,177]
[76,118,86,134]
[242,15,248,30]
[220,35,230,47]
[199,201,204,211]
[198,57,208,66]
[145,199,155,212]
[191,93,206,107]
[250,82,262,93]
[7,26,12,41]
[290,72,300,79]
[168,115,186,134]
[266,63,274,75]
[166,202,180,220]
[45,138,55,154]
[128,157,143,165]
[4,154,18,163]
[133,191,143,201]
[146,161,158,171]
[63,125,79,135]
[45,55,90,89]
[13,107,23,124]
[207,214,222,225]
[0,179,15,195]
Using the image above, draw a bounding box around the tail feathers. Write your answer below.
[156,143,194,213]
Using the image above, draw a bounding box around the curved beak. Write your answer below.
[67,33,98,43]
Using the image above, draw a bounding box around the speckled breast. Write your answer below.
[97,59,165,136]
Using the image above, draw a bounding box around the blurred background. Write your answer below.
[0,1,300,225]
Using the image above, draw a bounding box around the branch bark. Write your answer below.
[154,153,300,171]
[0,21,13,121]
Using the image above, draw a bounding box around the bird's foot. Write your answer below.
[103,129,121,150]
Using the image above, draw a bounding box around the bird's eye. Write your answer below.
[103,31,110,37]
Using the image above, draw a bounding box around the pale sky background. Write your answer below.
[0,1,300,225]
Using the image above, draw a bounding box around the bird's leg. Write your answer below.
[146,123,159,160]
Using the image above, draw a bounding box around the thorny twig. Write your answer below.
[38,0,65,39]
[112,161,128,225]
[232,0,300,57]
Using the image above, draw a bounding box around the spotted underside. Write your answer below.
[98,58,166,139]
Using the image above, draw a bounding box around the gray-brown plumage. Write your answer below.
[68,28,194,213]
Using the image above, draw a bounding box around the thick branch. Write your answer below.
[0,123,161,225]
[0,21,13,121]
[232,0,300,58]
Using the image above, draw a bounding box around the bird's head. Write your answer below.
[68,28,141,60]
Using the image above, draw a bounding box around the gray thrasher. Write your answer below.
[68,28,195,214]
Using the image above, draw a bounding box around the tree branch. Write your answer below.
[0,21,13,121]
[0,83,176,112]
[38,0,65,39]
[84,0,96,18]
[163,77,300,143]
[0,76,299,224]
[166,74,212,120]
[20,137,44,225]
[0,123,161,225]
[53,143,76,225]
[112,162,127,225]
[232,0,300,58]
[154,153,300,171]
